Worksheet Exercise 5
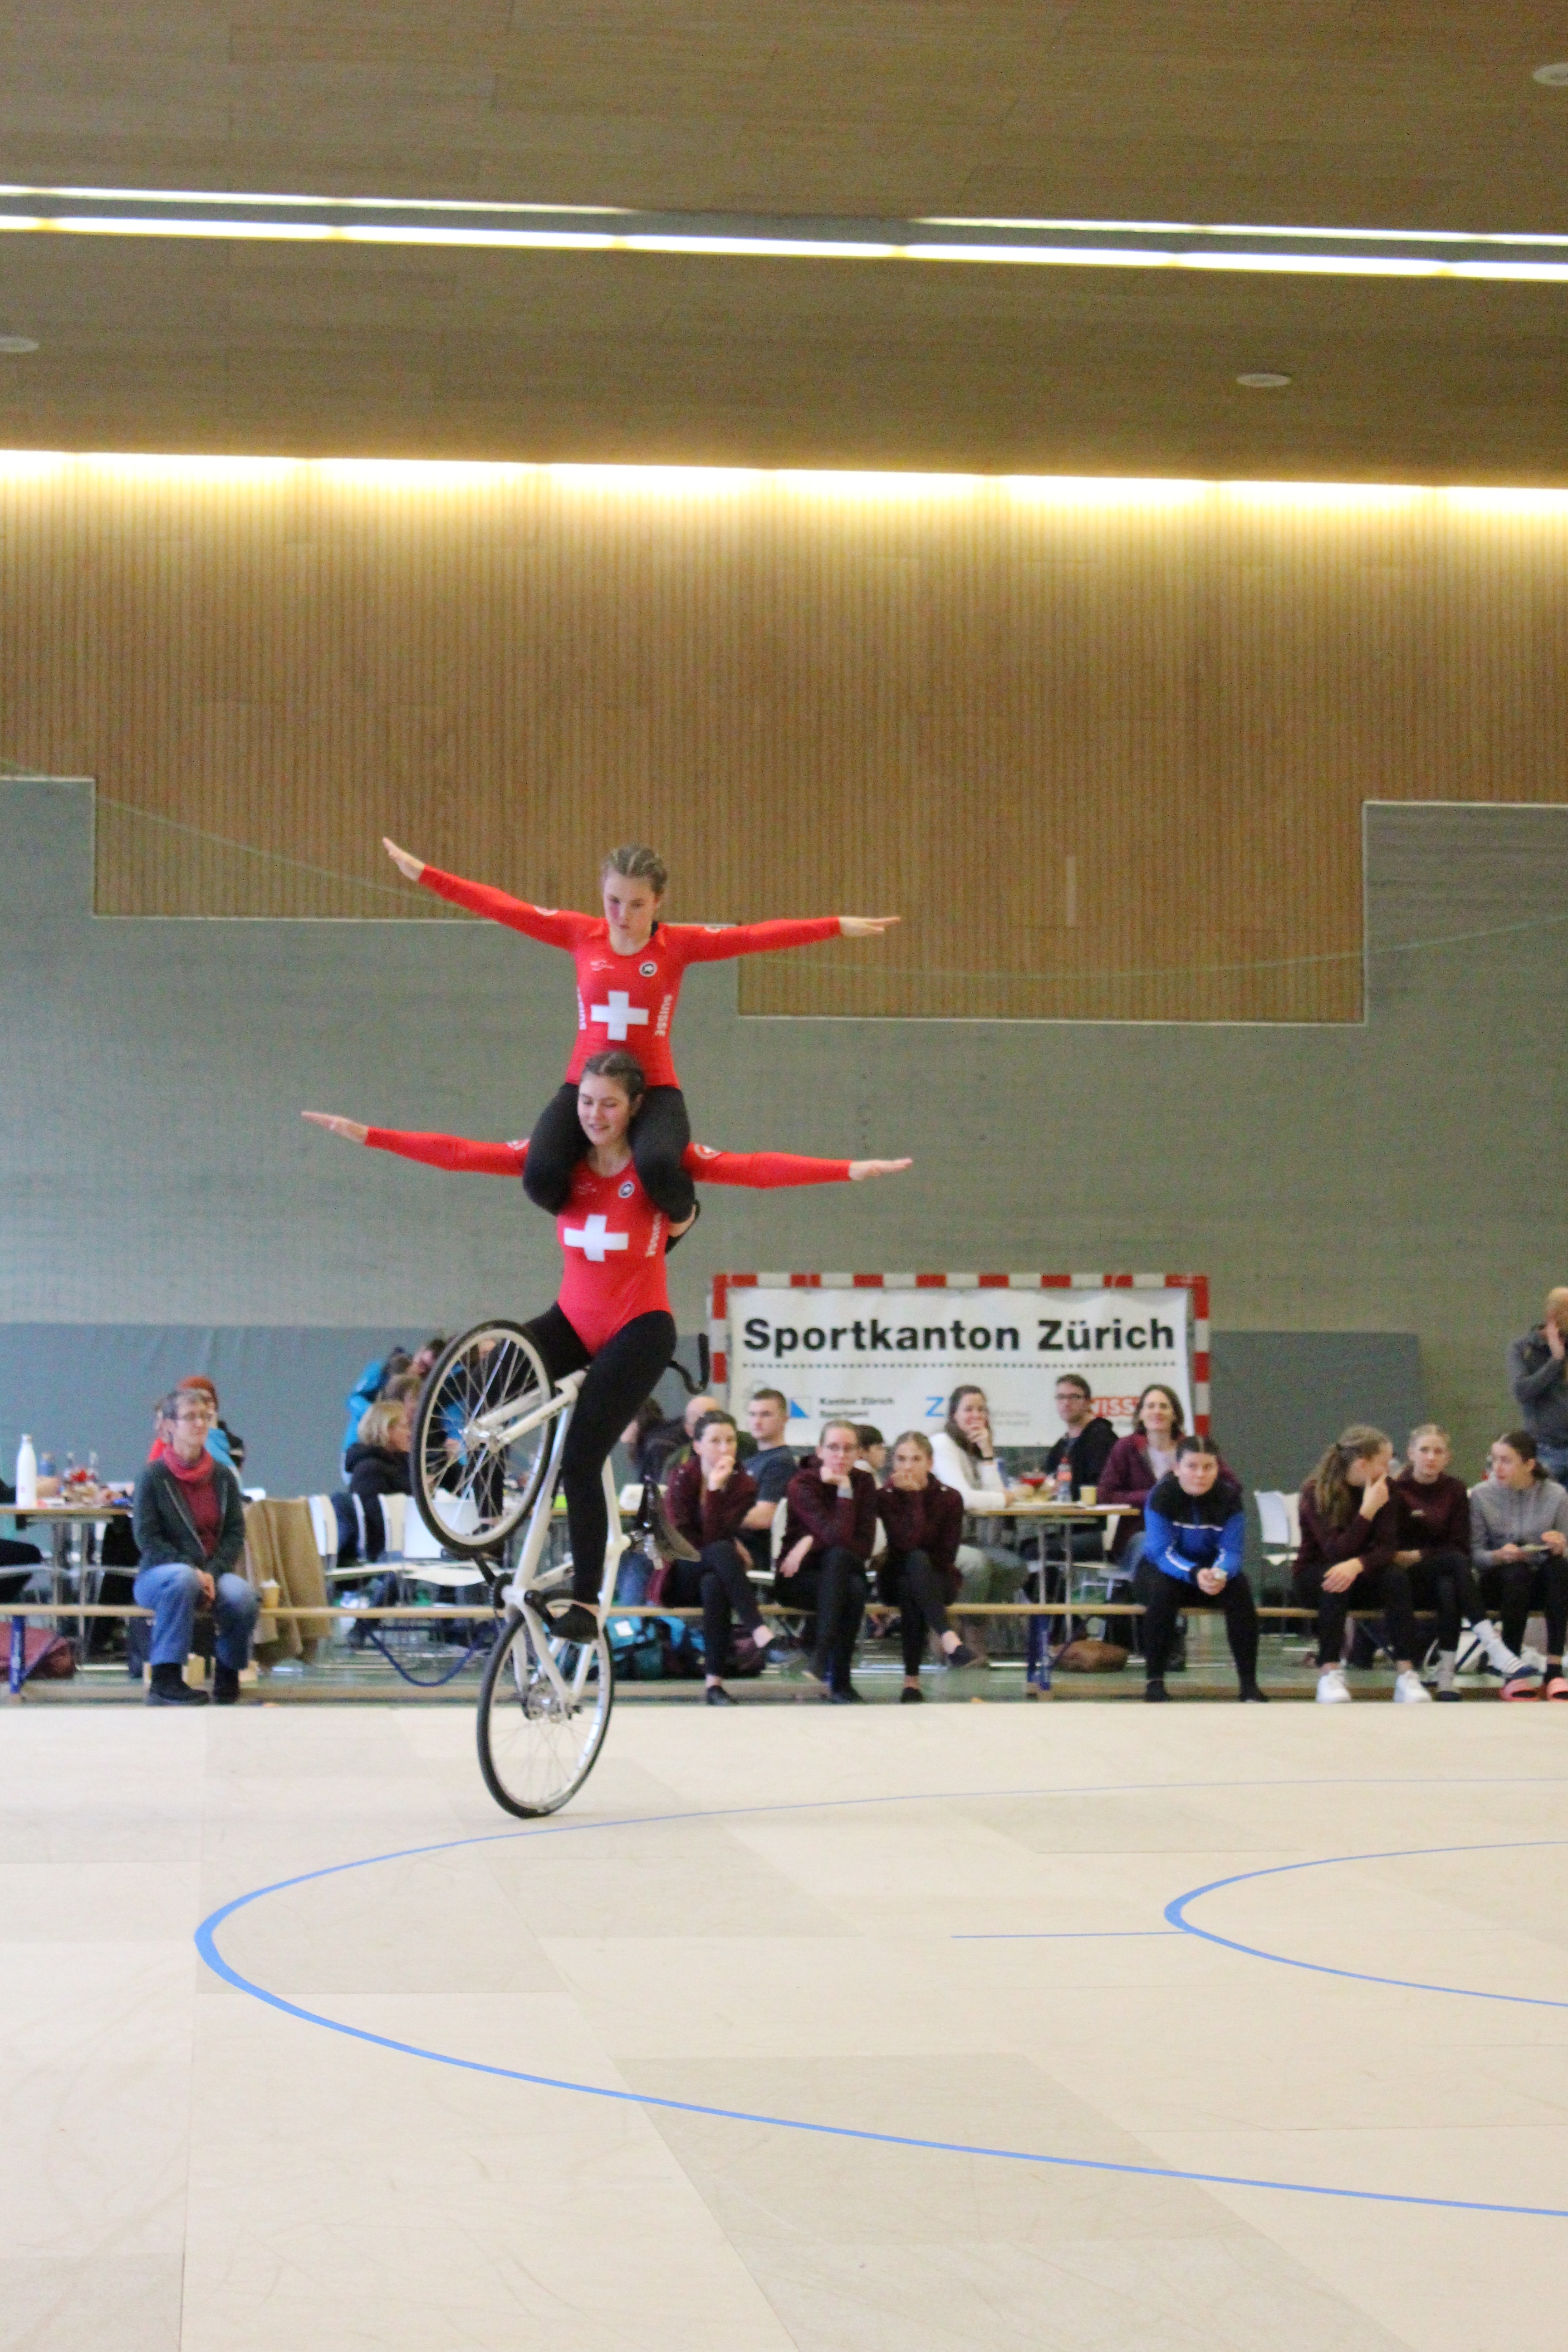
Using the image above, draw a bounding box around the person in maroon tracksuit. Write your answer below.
[1392,1421,1522,1697]
[876,1431,977,1701]
[662,1411,781,1705]
[779,1421,877,1700]
[1293,1424,1427,1703]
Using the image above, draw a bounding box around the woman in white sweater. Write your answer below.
[930,1386,1029,1653]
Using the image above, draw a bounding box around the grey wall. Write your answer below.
[0,778,1559,1478]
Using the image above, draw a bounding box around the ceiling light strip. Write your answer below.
[2,186,1567,283]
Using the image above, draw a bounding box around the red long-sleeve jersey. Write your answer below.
[416,863,839,1090]
[363,1127,852,1355]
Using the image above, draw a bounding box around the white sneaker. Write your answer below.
[1315,1666,1352,1704]
[1393,1669,1433,1704]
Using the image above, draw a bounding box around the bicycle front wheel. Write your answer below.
[477,1609,613,1818]
[411,1319,553,1558]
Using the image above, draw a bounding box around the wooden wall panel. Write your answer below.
[2,457,1567,1022]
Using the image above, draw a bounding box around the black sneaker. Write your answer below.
[900,1685,925,1703]
[212,1664,241,1705]
[705,1683,737,1705]
[1144,1678,1170,1703]
[1237,1682,1270,1703]
[537,1596,601,1646]
[945,1641,977,1669]
[147,1666,208,1707]
[827,1686,865,1704]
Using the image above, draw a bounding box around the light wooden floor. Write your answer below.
[5,1700,1568,2351]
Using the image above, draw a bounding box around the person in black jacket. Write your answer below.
[336,1397,412,1566]
[132,1387,256,1707]
[779,1420,876,1700]
[876,1432,976,1700]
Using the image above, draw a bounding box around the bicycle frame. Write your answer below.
[500,1368,627,1712]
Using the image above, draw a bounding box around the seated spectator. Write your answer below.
[1508,1291,1568,1482]
[1099,1384,1186,1578]
[779,1419,875,1701]
[336,1397,412,1566]
[876,1431,976,1700]
[1394,1422,1522,1699]
[1470,1428,1568,1700]
[661,1410,779,1703]
[341,1335,447,1468]
[132,1387,257,1706]
[738,1388,797,1574]
[856,1425,888,1477]
[930,1386,1028,1645]
[640,1389,720,1488]
[176,1375,244,1473]
[1294,1425,1430,1704]
[1138,1437,1263,1703]
[1042,1375,1119,1496]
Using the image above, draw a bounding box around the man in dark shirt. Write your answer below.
[739,1387,798,1573]
[1509,1288,1568,1480]
[1042,1375,1119,1495]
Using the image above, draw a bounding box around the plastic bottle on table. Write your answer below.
[15,1435,36,1508]
[1054,1457,1073,1503]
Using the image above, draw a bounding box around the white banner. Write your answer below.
[724,1284,1194,1448]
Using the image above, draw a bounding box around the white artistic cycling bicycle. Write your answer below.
[408,1320,627,1819]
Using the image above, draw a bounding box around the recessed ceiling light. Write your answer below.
[0,334,37,353]
[1236,371,1291,388]
[1534,62,1568,84]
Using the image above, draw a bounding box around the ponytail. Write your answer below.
[1310,1423,1391,1527]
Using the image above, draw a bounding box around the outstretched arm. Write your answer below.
[382,838,591,949]
[676,912,900,965]
[303,1111,526,1179]
[683,1143,911,1188]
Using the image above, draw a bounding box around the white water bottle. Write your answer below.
[15,1435,37,1509]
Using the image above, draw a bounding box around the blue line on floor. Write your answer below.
[195,1776,1568,2224]
[1166,1835,1568,2007]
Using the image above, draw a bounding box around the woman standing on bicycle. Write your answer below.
[380,837,898,1225]
[304,1050,909,1644]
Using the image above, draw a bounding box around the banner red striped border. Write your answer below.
[708,1272,1210,1432]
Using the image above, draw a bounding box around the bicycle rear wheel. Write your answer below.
[476,1609,613,1818]
[411,1320,554,1558]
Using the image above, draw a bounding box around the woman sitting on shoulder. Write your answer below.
[1138,1436,1263,1704]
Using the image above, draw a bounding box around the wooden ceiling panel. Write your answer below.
[3,2,1568,467]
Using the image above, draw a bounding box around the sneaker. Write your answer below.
[1434,1688,1462,1702]
[1315,1666,1352,1704]
[945,1641,977,1669]
[704,1683,737,1706]
[146,1676,208,1708]
[1501,1671,1540,1701]
[1144,1679,1170,1703]
[826,1686,865,1704]
[1544,1675,1568,1701]
[1237,1682,1270,1702]
[536,1595,601,1646]
[212,1664,241,1705]
[1393,1670,1433,1704]
[900,1685,925,1704]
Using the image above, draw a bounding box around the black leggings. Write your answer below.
[662,1540,764,1674]
[880,1548,954,1675]
[523,1082,694,1221]
[1407,1547,1482,1653]
[1294,1558,1417,1666]
[786,1547,868,1694]
[1140,1563,1258,1685]
[521,1304,676,1600]
[1481,1554,1568,1660]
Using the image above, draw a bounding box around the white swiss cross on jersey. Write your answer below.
[589,988,652,1043]
[563,1213,630,1264]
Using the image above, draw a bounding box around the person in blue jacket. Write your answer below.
[1137,1435,1265,1703]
